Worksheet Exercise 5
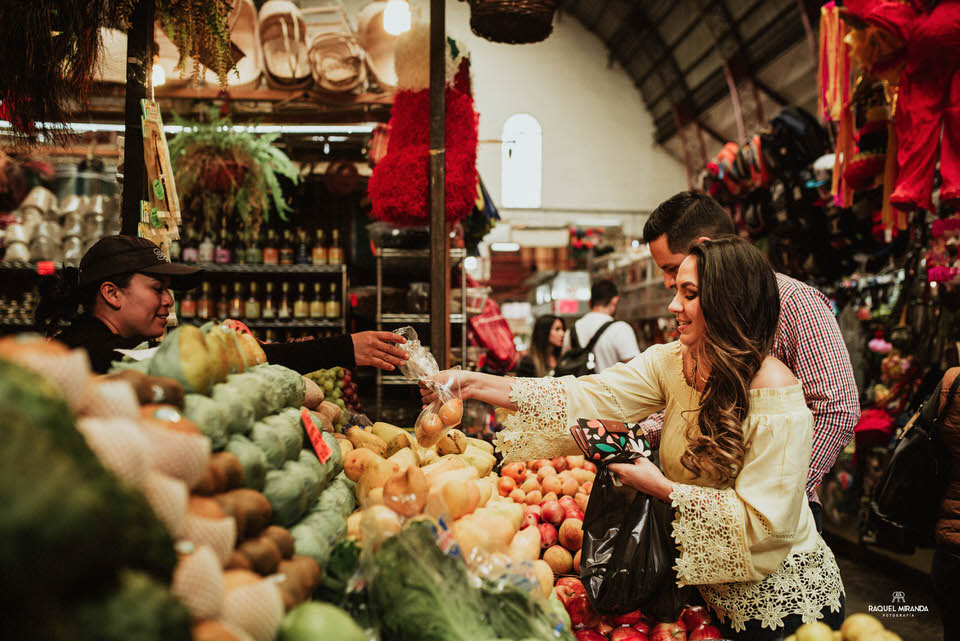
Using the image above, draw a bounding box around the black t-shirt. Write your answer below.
[55,315,357,375]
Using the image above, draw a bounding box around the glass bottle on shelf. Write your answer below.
[229,281,243,318]
[277,282,292,321]
[309,282,324,318]
[245,282,261,320]
[198,229,215,263]
[247,228,262,265]
[234,231,248,265]
[312,229,327,265]
[264,328,277,343]
[263,229,279,266]
[197,281,213,320]
[328,229,343,265]
[181,229,198,264]
[215,228,232,265]
[325,282,340,319]
[262,282,276,320]
[216,283,229,318]
[293,282,309,319]
[279,230,294,266]
[169,235,182,262]
[295,228,310,265]
[179,289,196,320]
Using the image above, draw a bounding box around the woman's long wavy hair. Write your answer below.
[680,236,780,485]
[529,315,564,377]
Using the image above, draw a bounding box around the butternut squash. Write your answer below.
[461,444,496,477]
[466,437,495,455]
[421,454,470,484]
[371,421,412,458]
[387,447,419,472]
[356,456,399,505]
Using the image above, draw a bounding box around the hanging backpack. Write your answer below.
[554,320,616,377]
[871,373,959,540]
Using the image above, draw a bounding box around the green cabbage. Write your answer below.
[181,394,228,450]
[251,421,287,469]
[211,382,256,435]
[226,434,268,490]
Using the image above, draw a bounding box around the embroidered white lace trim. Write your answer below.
[494,377,572,463]
[670,484,844,632]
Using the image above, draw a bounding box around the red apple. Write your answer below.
[559,518,584,551]
[566,594,601,629]
[501,462,526,483]
[566,454,586,468]
[559,495,578,509]
[523,505,542,528]
[532,459,552,472]
[612,609,646,626]
[498,476,517,496]
[543,545,574,574]
[650,623,686,641]
[688,624,722,640]
[565,508,586,521]
[551,456,569,472]
[610,627,647,641]
[584,461,598,473]
[680,606,711,631]
[575,492,590,512]
[537,522,558,548]
[556,576,586,597]
[573,548,581,573]
[574,631,607,641]
[541,500,565,525]
[596,621,615,636]
[581,480,594,494]
[632,619,653,636]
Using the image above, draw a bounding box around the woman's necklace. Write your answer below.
[682,348,708,391]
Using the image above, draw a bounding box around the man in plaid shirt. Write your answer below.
[639,191,860,531]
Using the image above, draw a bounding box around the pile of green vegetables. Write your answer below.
[0,359,190,641]
[369,522,575,641]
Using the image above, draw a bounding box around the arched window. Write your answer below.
[501,113,542,209]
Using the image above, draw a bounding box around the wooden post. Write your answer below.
[429,0,447,362]
[121,0,155,236]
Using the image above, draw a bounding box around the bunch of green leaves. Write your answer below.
[156,0,235,88]
[168,107,300,232]
[0,0,136,143]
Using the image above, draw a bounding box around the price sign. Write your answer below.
[302,407,332,464]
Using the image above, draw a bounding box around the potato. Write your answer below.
[356,456,399,505]
[302,377,324,409]
[337,439,354,459]
[437,428,468,456]
[462,444,496,477]
[343,448,381,482]
[346,427,387,457]
[419,447,439,466]
[388,447,419,472]
[383,466,428,517]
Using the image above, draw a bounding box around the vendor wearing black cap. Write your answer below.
[36,235,408,375]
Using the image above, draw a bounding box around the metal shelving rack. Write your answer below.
[374,247,468,417]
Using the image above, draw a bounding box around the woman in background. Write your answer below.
[515,315,565,377]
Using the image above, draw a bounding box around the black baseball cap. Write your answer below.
[79,235,202,290]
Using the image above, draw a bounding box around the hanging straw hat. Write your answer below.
[355,2,399,89]
[259,0,312,89]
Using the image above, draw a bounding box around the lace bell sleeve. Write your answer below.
[494,345,668,462]
[669,400,814,585]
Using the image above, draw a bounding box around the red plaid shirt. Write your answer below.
[639,273,860,502]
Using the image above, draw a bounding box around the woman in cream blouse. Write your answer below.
[422,237,844,640]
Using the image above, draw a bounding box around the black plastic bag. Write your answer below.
[580,452,696,621]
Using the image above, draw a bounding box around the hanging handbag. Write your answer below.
[871,373,960,538]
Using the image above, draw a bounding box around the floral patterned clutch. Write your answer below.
[570,418,652,463]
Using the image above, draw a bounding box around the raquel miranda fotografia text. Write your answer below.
[867,605,930,613]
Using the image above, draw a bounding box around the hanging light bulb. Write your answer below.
[383,0,411,35]
[152,64,166,87]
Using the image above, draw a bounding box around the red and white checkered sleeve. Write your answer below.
[774,284,860,500]
[638,410,664,449]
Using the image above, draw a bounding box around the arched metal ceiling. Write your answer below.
[558,0,820,150]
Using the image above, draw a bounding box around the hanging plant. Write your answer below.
[0,1,136,142]
[168,107,300,234]
[156,0,235,88]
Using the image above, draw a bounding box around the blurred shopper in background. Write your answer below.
[562,279,639,373]
[516,314,565,377]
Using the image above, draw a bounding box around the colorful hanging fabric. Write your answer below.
[818,2,851,122]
